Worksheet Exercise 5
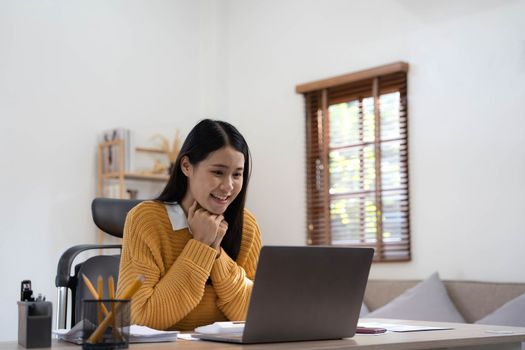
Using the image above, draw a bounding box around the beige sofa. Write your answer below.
[364,279,525,323]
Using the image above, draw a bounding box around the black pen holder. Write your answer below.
[17,301,52,348]
[82,299,130,350]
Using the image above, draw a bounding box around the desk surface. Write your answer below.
[2,319,525,350]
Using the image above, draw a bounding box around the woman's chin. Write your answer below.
[203,201,228,215]
[208,206,227,215]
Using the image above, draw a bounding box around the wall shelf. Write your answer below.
[101,172,169,181]
[124,173,169,181]
[98,140,169,198]
[135,147,165,154]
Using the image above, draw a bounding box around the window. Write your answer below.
[296,62,410,262]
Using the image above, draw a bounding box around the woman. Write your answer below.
[116,119,262,331]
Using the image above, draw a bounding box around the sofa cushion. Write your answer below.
[475,292,525,327]
[360,302,369,317]
[364,272,465,322]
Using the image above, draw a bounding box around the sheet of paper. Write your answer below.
[129,325,179,342]
[177,333,200,341]
[129,325,178,336]
[195,321,245,334]
[359,322,453,333]
[54,322,179,343]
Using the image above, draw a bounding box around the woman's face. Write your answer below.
[181,146,245,215]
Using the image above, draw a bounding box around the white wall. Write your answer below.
[223,0,525,282]
[0,0,213,341]
[1,0,524,342]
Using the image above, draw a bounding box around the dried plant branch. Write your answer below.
[150,130,181,163]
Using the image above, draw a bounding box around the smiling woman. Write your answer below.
[116,119,262,331]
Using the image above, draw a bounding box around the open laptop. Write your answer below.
[193,245,374,344]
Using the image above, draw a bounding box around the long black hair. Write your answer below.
[157,119,251,260]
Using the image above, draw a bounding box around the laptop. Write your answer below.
[193,245,374,344]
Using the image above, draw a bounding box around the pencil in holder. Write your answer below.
[82,299,130,350]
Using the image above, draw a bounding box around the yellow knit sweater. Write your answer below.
[116,201,262,331]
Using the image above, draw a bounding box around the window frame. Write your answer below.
[296,62,410,262]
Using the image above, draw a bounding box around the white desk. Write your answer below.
[2,319,524,350]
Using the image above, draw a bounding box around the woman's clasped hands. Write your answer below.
[187,201,228,255]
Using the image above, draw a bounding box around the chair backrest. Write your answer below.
[55,198,143,329]
[74,198,143,324]
[91,198,143,238]
[72,255,121,326]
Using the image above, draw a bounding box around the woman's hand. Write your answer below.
[187,201,224,246]
[211,219,228,254]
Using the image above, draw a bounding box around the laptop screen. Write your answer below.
[241,246,374,343]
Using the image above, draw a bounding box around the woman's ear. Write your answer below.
[180,156,192,177]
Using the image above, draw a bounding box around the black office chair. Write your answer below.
[55,198,142,329]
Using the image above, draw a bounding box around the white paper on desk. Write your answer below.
[177,333,200,341]
[195,321,245,335]
[53,322,178,343]
[359,322,453,333]
[129,325,179,342]
[53,320,85,344]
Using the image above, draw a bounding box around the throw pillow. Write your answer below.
[475,292,525,350]
[364,272,465,322]
[475,292,525,327]
[360,302,369,317]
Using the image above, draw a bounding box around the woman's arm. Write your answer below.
[209,218,262,321]
[117,210,218,330]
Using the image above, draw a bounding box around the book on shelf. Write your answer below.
[99,128,134,173]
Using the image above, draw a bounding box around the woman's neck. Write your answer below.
[179,193,194,217]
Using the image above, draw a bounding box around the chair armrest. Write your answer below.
[55,244,121,288]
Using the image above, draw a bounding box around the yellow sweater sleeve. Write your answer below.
[210,210,262,321]
[117,205,218,330]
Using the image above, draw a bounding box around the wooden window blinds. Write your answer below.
[296,62,410,262]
